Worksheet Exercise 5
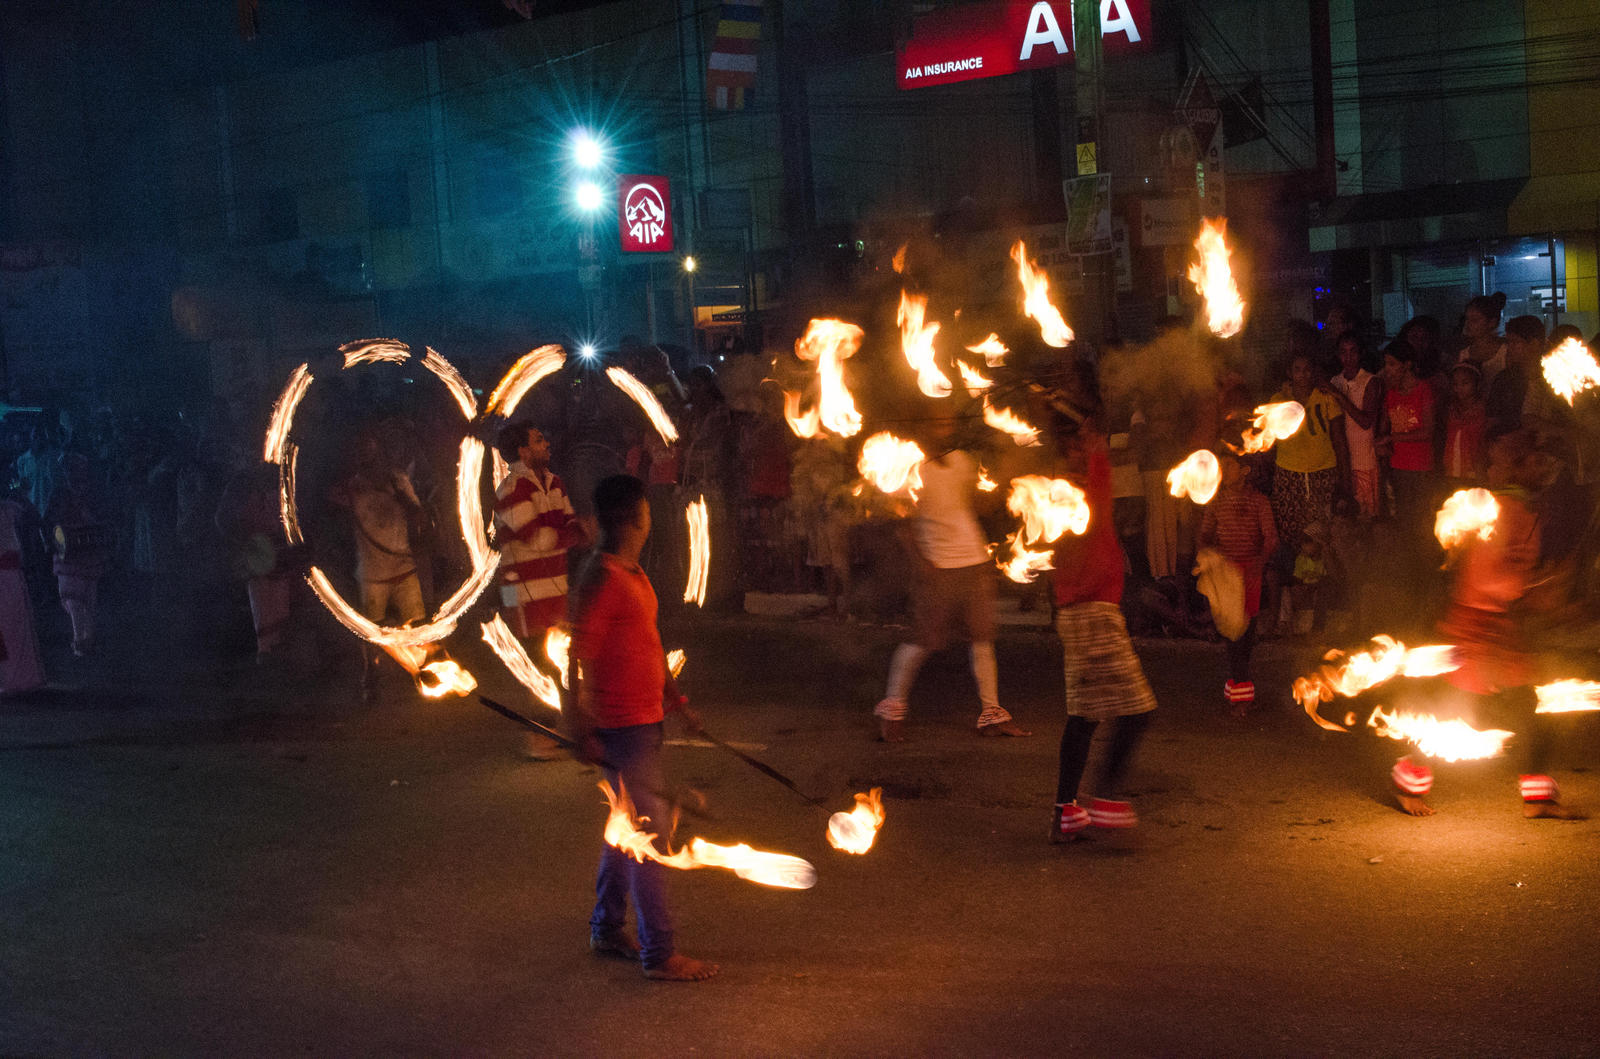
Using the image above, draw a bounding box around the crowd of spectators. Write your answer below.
[2,301,1597,697]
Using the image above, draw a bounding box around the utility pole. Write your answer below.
[1072,0,1107,349]
[773,0,816,336]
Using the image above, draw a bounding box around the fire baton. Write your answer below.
[691,723,830,811]
[477,695,716,822]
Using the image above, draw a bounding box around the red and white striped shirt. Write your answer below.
[494,463,580,610]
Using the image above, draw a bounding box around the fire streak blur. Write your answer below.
[601,781,817,890]
[1293,635,1459,731]
[1534,680,1600,714]
[1366,706,1513,762]
[684,497,710,606]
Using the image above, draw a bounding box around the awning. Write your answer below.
[1308,178,1527,252]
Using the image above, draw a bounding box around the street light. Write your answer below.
[578,343,597,361]
[682,255,697,273]
[571,130,604,170]
[573,180,604,213]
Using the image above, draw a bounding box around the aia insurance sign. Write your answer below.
[896,0,1151,90]
[619,176,674,253]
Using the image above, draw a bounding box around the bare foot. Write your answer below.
[878,718,906,743]
[1396,792,1436,817]
[978,720,1033,737]
[1524,801,1588,820]
[643,954,720,981]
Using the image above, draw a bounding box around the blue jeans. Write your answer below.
[589,721,675,967]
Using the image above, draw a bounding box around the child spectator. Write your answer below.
[569,474,717,981]
[1443,364,1487,486]
[1198,451,1277,716]
[1381,345,1437,538]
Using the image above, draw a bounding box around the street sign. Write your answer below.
[618,175,674,253]
[896,0,1151,90]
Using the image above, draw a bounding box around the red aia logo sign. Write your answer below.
[619,175,673,253]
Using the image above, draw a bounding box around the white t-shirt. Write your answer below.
[913,450,990,569]
[1329,369,1377,471]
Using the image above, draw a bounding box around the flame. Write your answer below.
[997,532,1055,584]
[607,365,680,445]
[983,398,1041,446]
[1007,475,1091,543]
[996,475,1091,583]
[417,658,478,698]
[957,360,993,396]
[1186,218,1247,338]
[896,291,953,398]
[486,344,565,419]
[263,362,313,464]
[545,625,571,689]
[1366,706,1513,762]
[340,338,411,368]
[684,497,710,606]
[976,466,998,492]
[482,614,563,711]
[891,244,907,274]
[826,788,886,855]
[1166,449,1221,505]
[783,390,822,439]
[792,318,864,437]
[278,444,303,545]
[667,649,686,678]
[1534,679,1600,714]
[1010,241,1073,347]
[1541,337,1600,405]
[376,642,478,698]
[304,440,497,651]
[422,346,478,419]
[1434,487,1500,550]
[857,432,925,499]
[1293,635,1459,732]
[965,334,1009,367]
[1230,401,1306,455]
[600,780,817,890]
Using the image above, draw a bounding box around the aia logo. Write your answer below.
[623,181,669,249]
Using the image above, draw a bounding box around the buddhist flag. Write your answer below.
[707,2,762,110]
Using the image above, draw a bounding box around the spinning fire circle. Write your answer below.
[263,339,705,699]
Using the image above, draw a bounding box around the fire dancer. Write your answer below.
[495,423,585,758]
[569,474,717,981]
[1049,408,1158,842]
[874,410,1030,742]
[1396,429,1583,819]
[331,434,425,700]
[1197,451,1277,716]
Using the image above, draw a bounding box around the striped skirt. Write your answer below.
[1056,601,1159,721]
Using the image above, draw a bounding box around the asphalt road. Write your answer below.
[3,614,1598,1057]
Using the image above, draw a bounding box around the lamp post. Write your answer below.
[567,128,608,340]
[682,255,698,353]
